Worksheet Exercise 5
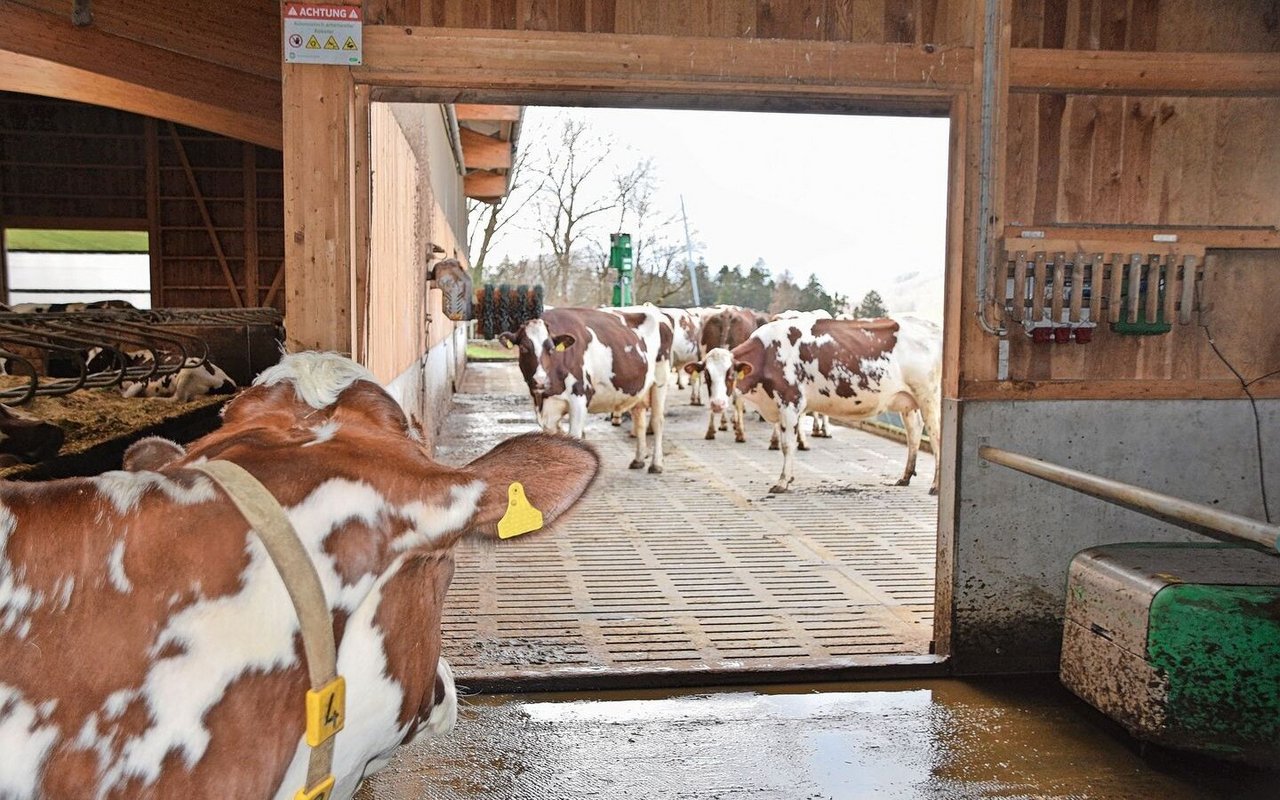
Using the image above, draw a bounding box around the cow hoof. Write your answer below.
[768,442,779,451]
[691,400,703,407]
[895,477,911,486]
[705,432,716,440]
[768,483,790,494]
[797,443,809,451]
[929,486,939,496]
[735,436,746,444]
[648,464,663,475]
[629,459,645,470]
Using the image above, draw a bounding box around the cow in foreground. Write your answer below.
[0,351,600,799]
[693,305,761,442]
[693,316,942,494]
[502,307,670,473]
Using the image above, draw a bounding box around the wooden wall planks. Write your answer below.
[383,0,971,44]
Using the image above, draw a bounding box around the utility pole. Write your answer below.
[680,195,701,306]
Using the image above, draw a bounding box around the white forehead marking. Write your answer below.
[254,351,381,410]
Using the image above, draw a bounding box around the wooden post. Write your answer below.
[144,118,163,308]
[243,142,259,307]
[282,62,356,353]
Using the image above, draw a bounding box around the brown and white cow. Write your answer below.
[502,307,670,473]
[656,307,703,394]
[692,315,942,494]
[693,305,762,442]
[0,351,599,799]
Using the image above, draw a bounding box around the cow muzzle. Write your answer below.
[710,399,727,414]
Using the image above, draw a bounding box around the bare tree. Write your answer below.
[466,131,540,283]
[530,116,654,304]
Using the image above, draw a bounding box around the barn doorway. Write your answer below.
[413,105,951,687]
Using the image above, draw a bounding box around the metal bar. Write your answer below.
[979,445,1280,555]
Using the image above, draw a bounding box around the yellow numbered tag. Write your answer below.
[294,775,335,800]
[305,676,346,747]
[498,482,543,539]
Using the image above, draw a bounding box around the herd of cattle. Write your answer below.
[501,303,942,494]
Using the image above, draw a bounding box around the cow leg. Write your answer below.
[675,364,689,390]
[733,392,746,443]
[769,424,780,450]
[705,409,717,440]
[896,408,923,486]
[770,404,801,493]
[918,394,943,496]
[566,396,588,439]
[796,420,809,451]
[813,413,831,438]
[718,409,728,431]
[611,411,622,427]
[630,405,649,469]
[690,370,703,406]
[648,383,666,474]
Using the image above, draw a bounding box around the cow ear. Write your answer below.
[735,362,753,379]
[461,432,600,540]
[498,332,517,349]
[552,334,575,352]
[123,437,186,471]
[683,362,704,375]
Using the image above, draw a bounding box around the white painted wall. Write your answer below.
[7,252,151,307]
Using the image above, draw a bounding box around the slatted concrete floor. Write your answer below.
[437,363,938,685]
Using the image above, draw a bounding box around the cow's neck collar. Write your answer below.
[193,459,344,800]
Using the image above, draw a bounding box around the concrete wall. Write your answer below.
[940,398,1280,674]
[384,326,467,453]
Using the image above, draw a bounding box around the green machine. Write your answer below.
[609,232,633,307]
[978,445,1280,767]
[1062,543,1280,766]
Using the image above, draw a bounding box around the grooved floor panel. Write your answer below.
[438,363,938,683]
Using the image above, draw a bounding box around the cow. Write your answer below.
[657,307,703,394]
[693,305,762,442]
[690,315,942,494]
[0,404,64,467]
[501,307,670,474]
[7,300,136,313]
[86,347,237,402]
[0,351,600,799]
[767,310,834,444]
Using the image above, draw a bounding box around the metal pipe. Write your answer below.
[979,445,1280,556]
[442,104,466,177]
[973,0,1005,338]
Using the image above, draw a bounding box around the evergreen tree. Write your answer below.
[854,290,887,318]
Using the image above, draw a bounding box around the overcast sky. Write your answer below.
[487,107,950,316]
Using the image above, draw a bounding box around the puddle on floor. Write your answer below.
[357,677,1275,799]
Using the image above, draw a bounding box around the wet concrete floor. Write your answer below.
[358,677,1272,799]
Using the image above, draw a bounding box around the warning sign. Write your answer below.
[283,3,362,65]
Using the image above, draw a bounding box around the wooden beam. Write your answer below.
[242,142,259,307]
[458,127,512,170]
[454,104,522,122]
[283,63,355,353]
[356,27,970,106]
[464,172,509,201]
[1009,48,1280,97]
[964,379,1280,402]
[167,122,244,309]
[0,2,281,149]
[145,119,163,308]
[1004,225,1280,250]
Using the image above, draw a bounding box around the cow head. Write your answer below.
[685,347,752,414]
[500,319,575,406]
[0,403,64,465]
[0,351,599,800]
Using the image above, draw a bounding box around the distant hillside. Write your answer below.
[879,269,944,324]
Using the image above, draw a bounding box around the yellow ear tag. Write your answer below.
[554,340,567,352]
[498,482,544,539]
